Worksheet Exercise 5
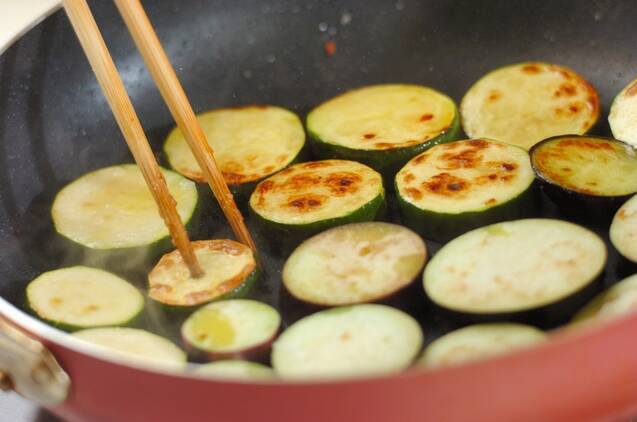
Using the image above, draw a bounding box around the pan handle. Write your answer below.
[0,318,69,406]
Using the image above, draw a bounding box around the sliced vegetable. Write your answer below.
[52,164,198,264]
[27,266,143,330]
[164,105,305,189]
[610,194,637,263]
[609,77,637,146]
[573,274,637,323]
[271,304,423,379]
[182,299,280,359]
[282,222,426,306]
[423,219,606,323]
[73,327,186,367]
[148,240,258,307]
[249,160,385,244]
[531,135,637,217]
[196,360,275,380]
[461,62,599,150]
[396,139,536,241]
[420,323,546,369]
[307,84,460,177]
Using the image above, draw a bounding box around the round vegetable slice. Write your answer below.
[271,304,423,379]
[307,84,460,176]
[164,105,305,184]
[461,62,599,150]
[52,164,198,250]
[196,360,275,380]
[282,222,426,306]
[610,194,637,263]
[148,240,258,307]
[420,323,546,369]
[182,299,280,358]
[73,327,186,366]
[531,135,637,216]
[396,139,535,241]
[573,274,637,323]
[249,160,385,240]
[423,219,606,321]
[27,266,143,330]
[609,77,637,146]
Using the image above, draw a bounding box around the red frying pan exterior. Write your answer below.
[9,311,633,422]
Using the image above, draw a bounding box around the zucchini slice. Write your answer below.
[249,160,385,241]
[26,266,143,330]
[610,194,637,264]
[531,135,637,216]
[182,299,280,358]
[307,84,460,177]
[73,327,186,367]
[148,240,258,307]
[52,164,198,251]
[164,105,305,186]
[573,274,637,323]
[271,304,423,379]
[609,77,637,146]
[423,219,606,322]
[396,139,535,242]
[419,323,546,369]
[196,360,275,380]
[461,62,599,150]
[282,222,426,306]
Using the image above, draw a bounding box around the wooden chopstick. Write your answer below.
[62,0,204,278]
[113,0,257,253]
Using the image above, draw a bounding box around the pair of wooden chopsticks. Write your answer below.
[62,0,256,278]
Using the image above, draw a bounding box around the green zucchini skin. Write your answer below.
[250,192,385,253]
[530,135,637,223]
[396,180,538,243]
[308,112,460,182]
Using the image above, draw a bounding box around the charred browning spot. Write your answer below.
[363,133,376,139]
[522,64,542,74]
[283,173,323,189]
[230,104,268,110]
[568,103,581,114]
[423,173,469,195]
[443,142,462,150]
[487,91,501,101]
[403,173,416,183]
[358,246,371,256]
[207,240,245,256]
[554,83,577,97]
[325,172,362,195]
[468,139,489,148]
[278,167,295,176]
[286,194,326,211]
[485,198,497,206]
[628,81,637,96]
[587,181,598,186]
[561,167,572,172]
[501,163,517,171]
[405,187,422,200]
[264,165,275,174]
[257,180,275,195]
[557,139,614,150]
[222,172,245,184]
[420,113,434,122]
[303,161,332,169]
[374,142,396,149]
[500,175,514,182]
[414,154,428,164]
[618,209,628,219]
[488,174,497,180]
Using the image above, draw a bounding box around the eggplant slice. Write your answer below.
[423,219,606,323]
[609,77,637,146]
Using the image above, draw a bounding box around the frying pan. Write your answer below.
[2,0,637,421]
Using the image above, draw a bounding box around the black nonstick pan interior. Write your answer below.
[1,0,636,349]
